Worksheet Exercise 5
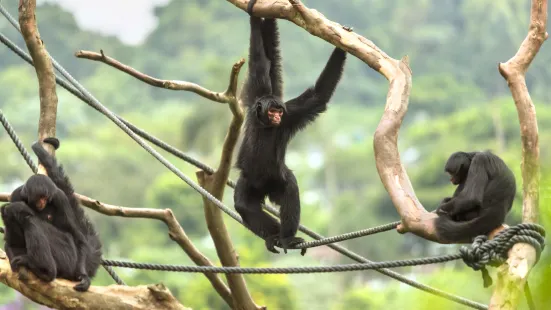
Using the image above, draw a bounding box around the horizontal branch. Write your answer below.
[0,253,189,310]
[75,50,240,104]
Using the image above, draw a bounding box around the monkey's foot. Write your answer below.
[74,274,91,292]
[265,235,281,254]
[10,256,27,271]
[279,236,307,256]
[342,25,354,32]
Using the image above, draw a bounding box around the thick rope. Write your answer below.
[103,254,462,274]
[459,223,546,288]
[102,265,126,285]
[0,8,487,309]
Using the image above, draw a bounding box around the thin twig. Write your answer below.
[75,50,233,103]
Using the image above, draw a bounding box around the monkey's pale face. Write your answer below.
[36,197,48,210]
[267,107,283,126]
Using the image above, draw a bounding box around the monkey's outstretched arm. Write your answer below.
[285,48,347,131]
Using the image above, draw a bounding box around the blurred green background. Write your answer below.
[0,0,550,309]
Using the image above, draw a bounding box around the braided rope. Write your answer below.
[102,265,126,285]
[0,110,38,173]
[103,254,462,274]
[459,223,546,288]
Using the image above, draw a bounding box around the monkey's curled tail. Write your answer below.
[434,208,506,243]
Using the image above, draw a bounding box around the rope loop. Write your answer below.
[459,223,546,287]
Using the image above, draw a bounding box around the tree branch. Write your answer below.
[75,50,237,104]
[0,251,190,310]
[18,0,58,156]
[490,0,547,308]
[0,192,234,307]
[195,59,263,310]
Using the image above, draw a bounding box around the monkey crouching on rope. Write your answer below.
[234,0,348,254]
[434,151,516,243]
[9,137,102,292]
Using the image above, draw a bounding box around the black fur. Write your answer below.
[235,2,347,254]
[1,202,78,282]
[435,151,516,242]
[10,138,101,291]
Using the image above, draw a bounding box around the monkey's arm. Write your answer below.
[445,154,489,216]
[285,48,347,131]
[242,16,273,108]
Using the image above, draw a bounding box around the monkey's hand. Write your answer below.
[279,236,307,256]
[74,274,91,292]
[342,25,354,32]
[247,0,258,15]
[265,234,281,254]
[10,255,28,271]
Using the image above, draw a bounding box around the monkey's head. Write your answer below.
[255,96,286,127]
[22,174,57,211]
[1,202,35,226]
[444,152,474,185]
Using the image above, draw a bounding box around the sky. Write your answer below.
[41,0,170,45]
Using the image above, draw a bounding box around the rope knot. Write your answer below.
[459,223,546,288]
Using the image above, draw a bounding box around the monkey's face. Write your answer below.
[267,107,283,126]
[35,196,48,211]
[255,97,286,127]
[445,152,471,185]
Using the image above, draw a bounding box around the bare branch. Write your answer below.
[18,0,58,155]
[490,0,547,308]
[74,193,235,307]
[0,192,234,307]
[0,251,189,310]
[75,50,237,104]
[189,57,259,310]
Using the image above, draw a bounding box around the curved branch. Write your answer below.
[490,0,547,308]
[75,50,236,104]
[0,252,189,310]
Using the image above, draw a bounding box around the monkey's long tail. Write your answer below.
[434,208,506,243]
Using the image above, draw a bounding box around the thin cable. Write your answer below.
[103,254,462,274]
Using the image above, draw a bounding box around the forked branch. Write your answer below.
[490,0,547,308]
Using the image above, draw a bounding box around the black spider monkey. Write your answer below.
[234,0,348,254]
[434,151,516,243]
[1,202,79,283]
[10,137,101,291]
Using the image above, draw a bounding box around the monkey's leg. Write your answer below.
[234,176,281,253]
[269,171,306,254]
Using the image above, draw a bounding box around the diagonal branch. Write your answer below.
[75,50,237,104]
[0,192,234,307]
[490,0,547,308]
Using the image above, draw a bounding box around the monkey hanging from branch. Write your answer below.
[234,0,349,254]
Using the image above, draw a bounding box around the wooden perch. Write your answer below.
[19,0,58,156]
[0,251,189,310]
[75,50,240,104]
[490,0,547,308]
